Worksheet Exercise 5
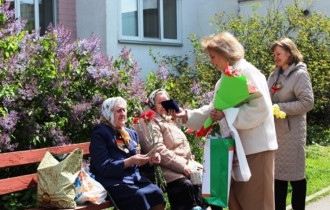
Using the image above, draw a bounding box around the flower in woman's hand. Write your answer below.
[132,117,140,124]
[145,110,154,121]
[273,104,286,119]
[186,128,194,134]
[224,62,241,77]
[196,126,212,137]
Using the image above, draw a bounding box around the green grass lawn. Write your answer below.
[222,145,330,210]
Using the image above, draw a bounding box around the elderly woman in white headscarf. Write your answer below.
[136,90,221,210]
[89,97,166,210]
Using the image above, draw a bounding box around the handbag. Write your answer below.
[37,148,83,208]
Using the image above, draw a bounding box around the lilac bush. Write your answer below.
[0,2,145,152]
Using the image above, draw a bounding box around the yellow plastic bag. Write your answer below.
[37,148,83,208]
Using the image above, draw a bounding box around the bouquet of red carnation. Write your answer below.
[194,62,257,137]
[132,110,167,190]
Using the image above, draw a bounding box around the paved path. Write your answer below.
[286,186,330,210]
[305,194,330,210]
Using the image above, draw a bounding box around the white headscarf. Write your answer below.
[101,97,131,149]
[147,89,169,109]
[101,97,127,127]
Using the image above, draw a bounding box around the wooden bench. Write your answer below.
[0,142,114,210]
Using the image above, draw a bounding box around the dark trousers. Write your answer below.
[275,179,306,210]
[166,178,222,210]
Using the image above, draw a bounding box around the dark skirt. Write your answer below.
[166,178,222,210]
[106,181,165,210]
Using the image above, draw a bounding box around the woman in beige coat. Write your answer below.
[267,38,314,210]
[136,89,221,210]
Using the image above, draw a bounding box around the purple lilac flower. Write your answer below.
[100,67,112,78]
[127,62,145,102]
[201,90,214,105]
[120,47,132,62]
[2,96,16,107]
[0,110,19,132]
[0,133,18,152]
[49,128,69,146]
[191,81,202,95]
[92,94,104,106]
[76,36,101,55]
[44,97,60,114]
[87,66,100,80]
[157,62,169,80]
[18,84,38,101]
[72,102,92,121]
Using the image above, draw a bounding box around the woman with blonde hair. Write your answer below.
[173,32,278,210]
[268,38,314,210]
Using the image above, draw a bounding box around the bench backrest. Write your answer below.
[0,142,91,195]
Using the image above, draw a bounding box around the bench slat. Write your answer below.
[26,201,112,210]
[0,173,37,195]
[0,142,91,168]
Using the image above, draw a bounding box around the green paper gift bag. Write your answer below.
[202,138,235,207]
[37,148,83,208]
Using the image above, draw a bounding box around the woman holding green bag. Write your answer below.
[172,32,278,210]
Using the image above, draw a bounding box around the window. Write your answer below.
[120,0,181,45]
[6,0,57,35]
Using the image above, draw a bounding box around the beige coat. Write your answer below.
[135,112,200,183]
[267,62,314,181]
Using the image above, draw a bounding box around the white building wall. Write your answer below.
[76,0,236,78]
[76,0,328,79]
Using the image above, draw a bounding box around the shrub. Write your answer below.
[146,0,329,150]
[209,0,329,138]
[0,1,145,153]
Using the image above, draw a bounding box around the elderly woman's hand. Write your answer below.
[183,165,191,179]
[168,108,188,123]
[125,154,149,168]
[149,152,161,166]
[210,109,225,121]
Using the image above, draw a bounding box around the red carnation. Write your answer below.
[186,128,194,134]
[145,110,155,121]
[132,117,140,124]
[195,126,212,137]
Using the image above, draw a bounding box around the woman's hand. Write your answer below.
[125,154,149,168]
[149,152,161,166]
[210,109,225,121]
[168,108,188,123]
[183,165,191,179]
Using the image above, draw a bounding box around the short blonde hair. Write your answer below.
[201,32,245,64]
[270,37,303,64]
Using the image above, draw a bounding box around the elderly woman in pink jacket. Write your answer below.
[268,37,314,210]
[136,89,222,210]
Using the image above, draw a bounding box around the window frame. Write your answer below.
[10,0,57,33]
[118,0,182,46]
